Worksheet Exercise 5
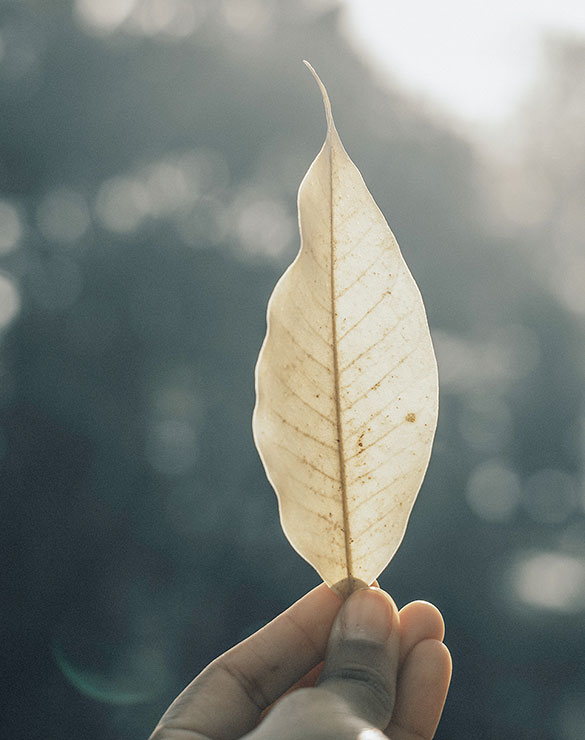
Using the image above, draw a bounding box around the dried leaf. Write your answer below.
[253,63,438,598]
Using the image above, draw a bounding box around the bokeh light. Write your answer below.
[94,149,229,237]
[221,0,273,36]
[434,327,538,392]
[1,3,584,740]
[95,176,150,234]
[75,0,207,38]
[141,160,191,217]
[507,550,585,613]
[465,459,521,522]
[133,0,207,38]
[0,272,21,330]
[74,0,138,34]
[231,189,294,260]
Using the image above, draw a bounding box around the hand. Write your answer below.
[150,584,452,740]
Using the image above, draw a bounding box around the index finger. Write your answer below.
[151,583,342,740]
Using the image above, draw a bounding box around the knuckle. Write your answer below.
[319,662,395,726]
[324,664,393,707]
[214,655,273,712]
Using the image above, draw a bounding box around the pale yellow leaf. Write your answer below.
[253,63,439,599]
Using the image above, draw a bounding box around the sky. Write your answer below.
[341,0,585,130]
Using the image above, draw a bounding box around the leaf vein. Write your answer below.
[303,246,329,276]
[275,375,335,426]
[352,498,404,539]
[288,297,330,349]
[335,248,388,300]
[346,416,408,462]
[276,320,332,373]
[340,310,409,375]
[274,442,339,483]
[343,341,420,407]
[337,290,389,344]
[274,410,337,451]
[346,372,424,443]
[287,471,338,501]
[348,440,415,486]
[335,221,377,262]
[352,470,413,515]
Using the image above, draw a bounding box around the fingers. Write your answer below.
[258,660,324,722]
[386,639,452,740]
[398,600,445,666]
[261,582,384,713]
[150,585,451,740]
[272,599,446,708]
[150,583,341,740]
[316,587,401,729]
[256,593,451,740]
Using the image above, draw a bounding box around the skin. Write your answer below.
[150,584,452,740]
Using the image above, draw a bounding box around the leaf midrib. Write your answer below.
[328,132,353,588]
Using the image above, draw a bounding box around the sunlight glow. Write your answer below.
[341,0,585,125]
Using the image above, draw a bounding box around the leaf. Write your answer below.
[252,63,439,599]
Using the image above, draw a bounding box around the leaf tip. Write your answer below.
[303,60,333,131]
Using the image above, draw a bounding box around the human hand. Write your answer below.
[150,584,451,740]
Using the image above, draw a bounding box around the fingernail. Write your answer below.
[340,588,395,643]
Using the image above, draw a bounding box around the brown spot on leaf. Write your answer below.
[405,412,416,423]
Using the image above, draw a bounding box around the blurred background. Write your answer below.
[0,1,584,738]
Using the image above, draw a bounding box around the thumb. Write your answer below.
[316,587,400,730]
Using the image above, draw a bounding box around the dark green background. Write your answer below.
[1,2,584,738]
